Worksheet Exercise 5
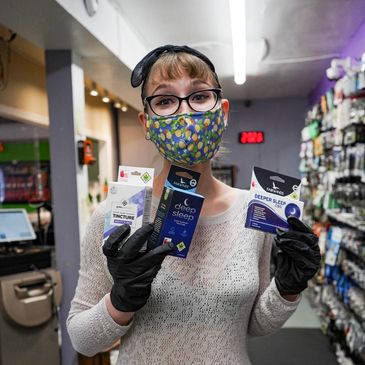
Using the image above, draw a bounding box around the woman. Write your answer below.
[67,45,320,364]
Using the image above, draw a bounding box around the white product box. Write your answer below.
[103,166,154,247]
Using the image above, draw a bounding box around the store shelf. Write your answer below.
[301,56,365,365]
[329,283,365,330]
[319,284,365,364]
[325,210,365,232]
[341,245,365,265]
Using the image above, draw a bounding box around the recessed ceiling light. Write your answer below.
[102,90,110,103]
[90,81,98,96]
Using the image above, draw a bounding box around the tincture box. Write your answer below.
[150,165,204,258]
[245,166,304,234]
[103,166,154,249]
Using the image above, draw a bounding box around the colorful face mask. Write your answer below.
[146,108,226,165]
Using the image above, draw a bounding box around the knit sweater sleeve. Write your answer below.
[247,233,301,337]
[66,201,133,357]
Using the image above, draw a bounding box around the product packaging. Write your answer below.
[245,166,304,234]
[103,166,154,250]
[150,165,204,258]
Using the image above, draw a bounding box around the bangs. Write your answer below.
[144,52,219,95]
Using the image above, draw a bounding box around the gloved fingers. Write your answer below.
[276,229,320,253]
[124,264,162,285]
[275,237,320,257]
[123,285,152,300]
[275,275,308,296]
[135,241,174,268]
[146,239,156,251]
[275,255,304,295]
[128,290,152,303]
[291,254,319,274]
[128,282,154,291]
[276,255,317,284]
[275,238,321,265]
[103,224,131,257]
[275,252,317,296]
[275,236,310,252]
[295,257,319,272]
[119,224,155,261]
[121,293,151,312]
[276,228,318,248]
[275,251,292,276]
[287,216,313,234]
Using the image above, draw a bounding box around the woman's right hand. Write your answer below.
[103,224,173,312]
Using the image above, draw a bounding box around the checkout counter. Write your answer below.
[0,209,62,365]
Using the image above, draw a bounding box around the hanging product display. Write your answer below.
[301,53,365,365]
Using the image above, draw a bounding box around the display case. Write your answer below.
[0,161,51,203]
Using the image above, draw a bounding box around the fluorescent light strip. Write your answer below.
[229,0,246,85]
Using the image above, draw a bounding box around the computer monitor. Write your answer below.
[0,209,36,243]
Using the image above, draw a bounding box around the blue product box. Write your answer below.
[245,166,304,234]
[150,165,204,258]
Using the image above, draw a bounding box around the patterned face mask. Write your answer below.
[146,108,226,165]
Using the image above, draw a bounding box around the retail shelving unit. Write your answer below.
[300,63,365,364]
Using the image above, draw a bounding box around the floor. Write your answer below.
[247,292,338,365]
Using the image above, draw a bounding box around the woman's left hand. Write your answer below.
[274,216,321,297]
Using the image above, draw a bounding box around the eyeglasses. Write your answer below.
[144,88,222,117]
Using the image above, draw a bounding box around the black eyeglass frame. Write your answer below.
[144,88,222,117]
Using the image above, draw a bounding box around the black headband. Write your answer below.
[130,44,221,98]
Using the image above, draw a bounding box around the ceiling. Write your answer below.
[109,0,365,100]
[1,0,365,111]
[0,117,17,125]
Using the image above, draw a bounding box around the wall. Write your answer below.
[0,50,48,125]
[309,20,365,105]
[220,98,307,189]
[84,93,117,182]
[118,107,163,173]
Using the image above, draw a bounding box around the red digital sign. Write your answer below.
[239,131,264,144]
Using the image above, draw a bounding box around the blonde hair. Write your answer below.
[142,52,220,99]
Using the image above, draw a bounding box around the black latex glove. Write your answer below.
[274,216,321,296]
[102,224,173,312]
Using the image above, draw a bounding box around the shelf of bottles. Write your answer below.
[300,57,365,364]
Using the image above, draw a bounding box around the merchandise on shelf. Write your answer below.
[301,52,365,365]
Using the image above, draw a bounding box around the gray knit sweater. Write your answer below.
[67,188,300,364]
